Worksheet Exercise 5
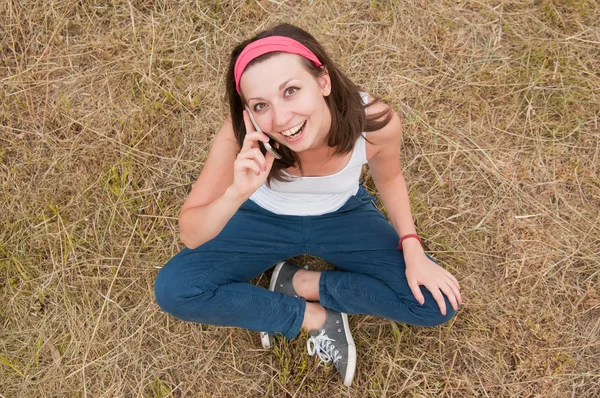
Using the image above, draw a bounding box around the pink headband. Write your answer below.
[234,36,323,94]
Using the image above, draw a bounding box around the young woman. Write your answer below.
[154,23,461,386]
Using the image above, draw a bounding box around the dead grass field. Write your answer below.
[1,0,599,397]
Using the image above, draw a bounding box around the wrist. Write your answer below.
[397,234,422,250]
[225,185,251,202]
[401,238,425,255]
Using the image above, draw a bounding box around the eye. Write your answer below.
[284,86,299,97]
[253,103,268,112]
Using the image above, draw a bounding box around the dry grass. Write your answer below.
[1,0,599,396]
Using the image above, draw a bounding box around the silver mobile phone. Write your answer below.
[245,105,282,160]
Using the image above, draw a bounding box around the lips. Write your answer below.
[281,121,306,142]
[280,121,306,137]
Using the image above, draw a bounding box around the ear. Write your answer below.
[318,68,331,97]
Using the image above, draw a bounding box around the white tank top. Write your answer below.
[249,133,367,216]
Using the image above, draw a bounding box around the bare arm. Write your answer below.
[367,111,417,241]
[367,102,461,315]
[179,115,275,249]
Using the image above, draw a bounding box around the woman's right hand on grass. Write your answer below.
[231,110,276,198]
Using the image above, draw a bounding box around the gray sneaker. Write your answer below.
[260,261,307,349]
[307,308,356,386]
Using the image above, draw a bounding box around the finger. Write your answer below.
[439,282,459,311]
[241,130,267,148]
[242,109,269,141]
[429,287,447,316]
[242,109,256,133]
[407,279,425,305]
[445,271,460,290]
[241,131,269,152]
[234,157,262,174]
[234,158,262,175]
[264,149,276,170]
[237,148,267,170]
[440,268,460,293]
[444,273,461,299]
[445,276,462,304]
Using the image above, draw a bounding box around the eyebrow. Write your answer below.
[247,78,297,101]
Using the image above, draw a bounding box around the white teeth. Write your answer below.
[281,121,305,136]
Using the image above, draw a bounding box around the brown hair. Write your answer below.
[226,23,391,182]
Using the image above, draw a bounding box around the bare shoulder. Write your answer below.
[205,116,239,161]
[180,117,239,214]
[363,95,403,161]
[215,115,238,147]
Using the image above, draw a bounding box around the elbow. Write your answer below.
[178,220,202,250]
[180,234,199,250]
[179,227,206,250]
[179,223,212,250]
[178,208,219,249]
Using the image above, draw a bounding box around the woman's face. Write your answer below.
[239,53,332,153]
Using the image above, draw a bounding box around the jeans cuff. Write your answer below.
[284,297,306,340]
[318,270,332,310]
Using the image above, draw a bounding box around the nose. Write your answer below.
[271,103,293,132]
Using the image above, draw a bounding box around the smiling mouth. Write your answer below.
[280,121,306,138]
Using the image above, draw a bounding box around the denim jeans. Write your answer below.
[154,186,456,340]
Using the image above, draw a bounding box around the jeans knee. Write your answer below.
[154,265,181,315]
[398,289,457,327]
[154,254,219,321]
[427,305,456,326]
[154,259,207,316]
[417,297,457,327]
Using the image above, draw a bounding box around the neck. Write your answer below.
[305,102,332,153]
[296,142,335,165]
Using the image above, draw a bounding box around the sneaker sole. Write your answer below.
[268,261,286,293]
[340,312,356,387]
[260,332,272,349]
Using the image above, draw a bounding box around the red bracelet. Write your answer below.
[397,234,422,250]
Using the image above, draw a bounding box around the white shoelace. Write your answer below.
[307,330,342,364]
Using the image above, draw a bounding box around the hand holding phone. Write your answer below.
[245,105,282,160]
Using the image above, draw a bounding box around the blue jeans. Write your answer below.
[154,186,456,340]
